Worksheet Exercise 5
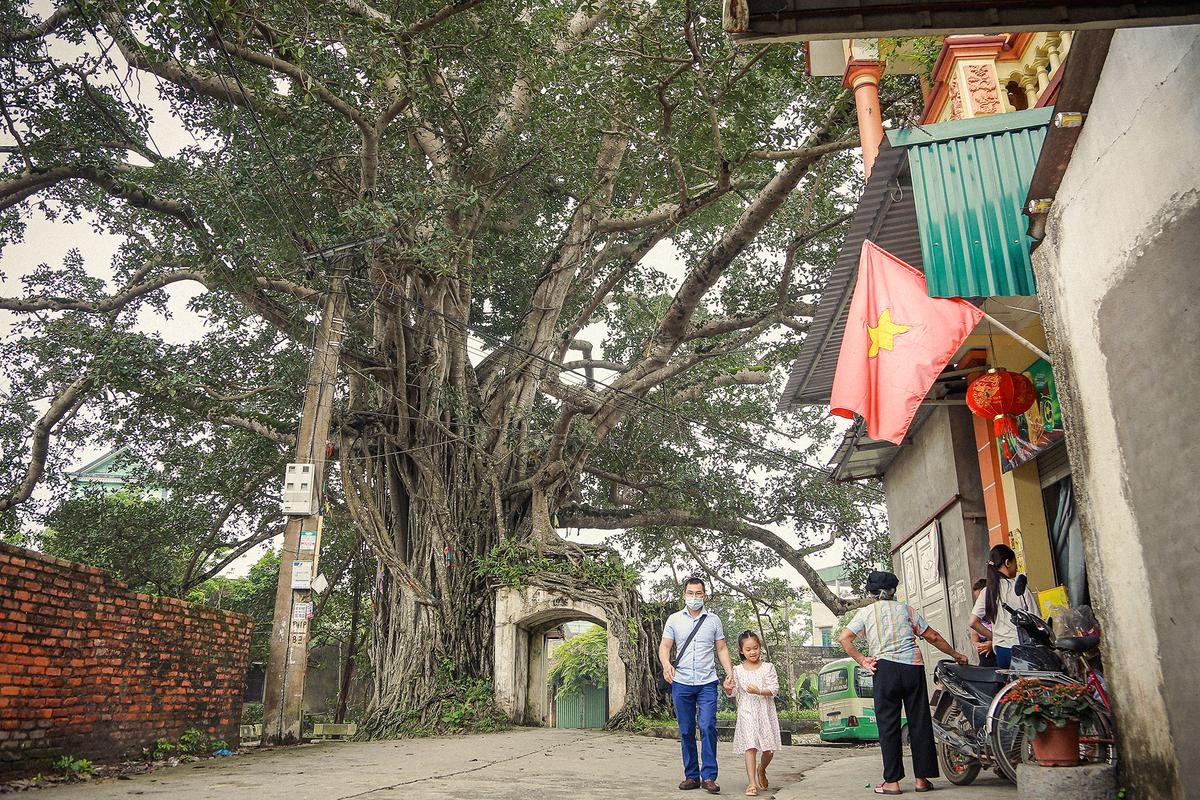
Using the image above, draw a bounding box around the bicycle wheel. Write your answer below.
[991,694,1116,781]
[988,694,1027,783]
[1078,704,1117,768]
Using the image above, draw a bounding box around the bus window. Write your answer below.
[854,666,874,698]
[819,668,848,695]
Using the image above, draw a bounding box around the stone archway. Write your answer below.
[493,587,627,726]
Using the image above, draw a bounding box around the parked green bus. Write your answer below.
[817,657,904,742]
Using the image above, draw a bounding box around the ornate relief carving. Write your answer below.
[966,64,1002,116]
[949,76,964,120]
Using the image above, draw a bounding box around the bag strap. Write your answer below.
[672,613,708,667]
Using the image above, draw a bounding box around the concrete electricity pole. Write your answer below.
[261,262,349,745]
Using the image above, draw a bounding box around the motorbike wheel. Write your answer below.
[935,705,980,785]
[937,741,980,785]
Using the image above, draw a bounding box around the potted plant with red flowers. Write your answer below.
[1002,678,1098,766]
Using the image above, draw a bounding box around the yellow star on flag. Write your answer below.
[867,308,912,357]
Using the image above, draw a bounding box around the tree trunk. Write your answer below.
[336,275,670,735]
[335,559,363,725]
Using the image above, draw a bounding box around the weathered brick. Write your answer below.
[0,542,252,779]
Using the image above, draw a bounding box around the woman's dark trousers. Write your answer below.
[874,659,939,782]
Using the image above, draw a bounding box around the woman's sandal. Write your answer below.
[745,784,758,796]
[915,781,936,793]
[874,785,903,795]
[757,767,769,789]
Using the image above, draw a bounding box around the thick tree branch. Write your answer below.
[100,12,274,114]
[558,504,866,615]
[562,359,627,374]
[141,386,296,446]
[643,96,853,360]
[0,163,196,224]
[1,6,72,43]
[403,0,487,38]
[0,270,205,313]
[670,369,770,404]
[212,36,372,132]
[0,374,92,513]
[596,180,755,234]
[341,0,393,25]
[683,300,814,342]
[740,135,859,163]
[540,379,602,414]
[674,530,779,609]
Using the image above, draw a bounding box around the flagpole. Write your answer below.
[980,311,1051,362]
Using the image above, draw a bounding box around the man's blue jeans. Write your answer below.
[672,680,719,781]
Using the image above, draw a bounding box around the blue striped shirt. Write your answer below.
[662,608,726,685]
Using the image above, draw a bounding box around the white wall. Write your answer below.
[1032,25,1200,798]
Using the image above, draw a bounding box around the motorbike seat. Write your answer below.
[940,664,1002,685]
[1055,635,1100,652]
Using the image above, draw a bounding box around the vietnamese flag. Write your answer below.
[830,241,984,445]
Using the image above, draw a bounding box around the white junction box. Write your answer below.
[282,462,317,515]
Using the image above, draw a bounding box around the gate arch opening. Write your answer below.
[493,587,627,726]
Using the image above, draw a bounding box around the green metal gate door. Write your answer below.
[555,683,607,728]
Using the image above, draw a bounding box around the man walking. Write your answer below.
[660,577,736,793]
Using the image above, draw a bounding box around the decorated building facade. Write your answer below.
[729,4,1200,794]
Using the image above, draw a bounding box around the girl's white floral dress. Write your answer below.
[732,662,782,752]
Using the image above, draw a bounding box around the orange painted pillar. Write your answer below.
[844,62,885,179]
[973,415,1010,547]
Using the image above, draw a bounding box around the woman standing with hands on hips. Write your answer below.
[839,570,969,796]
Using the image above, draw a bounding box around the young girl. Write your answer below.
[728,631,782,797]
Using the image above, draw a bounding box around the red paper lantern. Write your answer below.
[967,368,1037,460]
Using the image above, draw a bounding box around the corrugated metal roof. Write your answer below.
[894,108,1051,298]
[778,138,923,410]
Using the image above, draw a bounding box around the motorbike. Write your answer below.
[930,576,1116,784]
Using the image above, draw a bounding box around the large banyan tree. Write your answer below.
[0,1,907,732]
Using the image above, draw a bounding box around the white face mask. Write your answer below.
[685,597,705,611]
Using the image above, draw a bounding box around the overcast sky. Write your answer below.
[1,2,848,593]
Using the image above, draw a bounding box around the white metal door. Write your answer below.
[897,521,952,686]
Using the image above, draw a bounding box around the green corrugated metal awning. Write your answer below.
[889,107,1051,298]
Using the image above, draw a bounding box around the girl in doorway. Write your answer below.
[969,544,1041,669]
[728,631,782,796]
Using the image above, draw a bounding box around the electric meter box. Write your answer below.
[282,462,317,515]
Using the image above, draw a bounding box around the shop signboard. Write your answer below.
[1001,357,1065,472]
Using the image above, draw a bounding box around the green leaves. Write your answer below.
[547,624,608,699]
[476,540,637,591]
[42,491,210,596]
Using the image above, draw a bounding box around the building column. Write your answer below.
[973,417,1010,546]
[1019,70,1040,108]
[1044,34,1063,72]
[1033,59,1050,93]
[999,461,1057,592]
[844,62,885,178]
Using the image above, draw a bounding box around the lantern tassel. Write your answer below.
[993,414,1026,461]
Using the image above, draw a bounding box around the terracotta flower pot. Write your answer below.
[1032,719,1081,767]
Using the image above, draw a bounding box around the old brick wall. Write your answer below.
[0,542,253,777]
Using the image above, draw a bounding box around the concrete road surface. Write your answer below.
[777,752,1015,800]
[27,729,1014,799]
